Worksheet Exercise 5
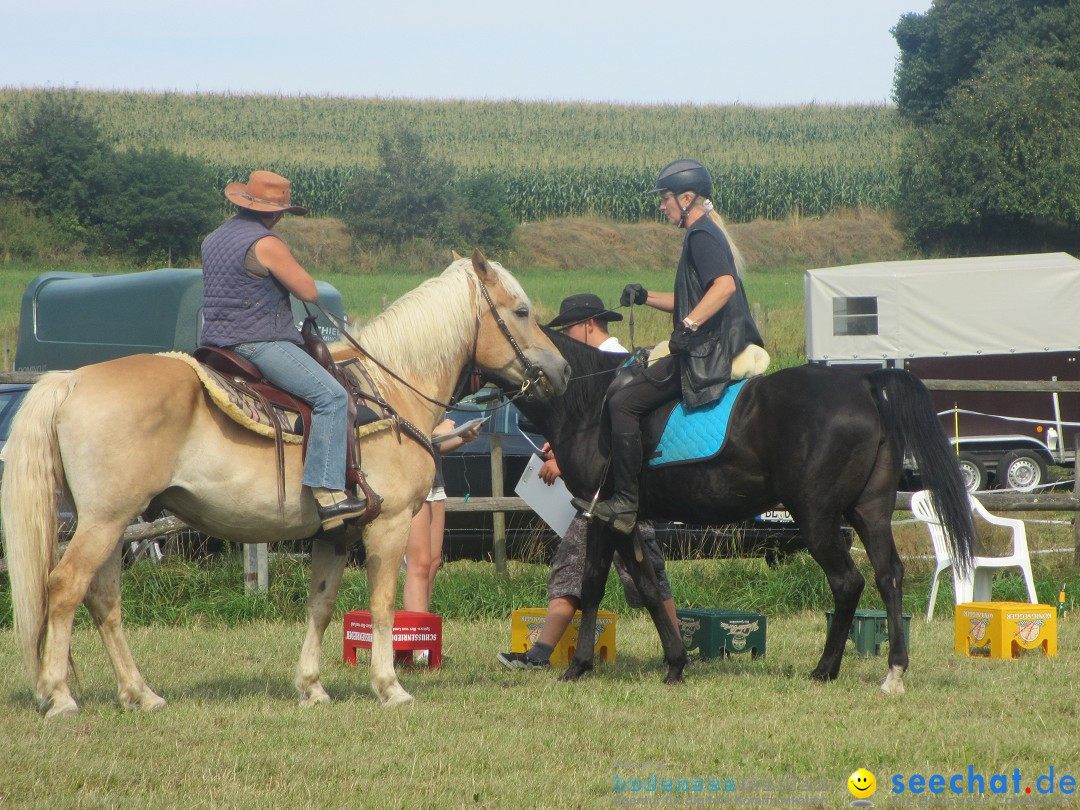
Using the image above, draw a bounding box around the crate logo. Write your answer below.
[967,617,990,643]
[1015,618,1045,645]
[847,768,876,807]
[720,620,760,651]
[677,617,700,646]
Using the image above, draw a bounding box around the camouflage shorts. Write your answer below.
[548,517,672,608]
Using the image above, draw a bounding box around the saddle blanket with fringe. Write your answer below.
[647,380,747,469]
[160,352,392,444]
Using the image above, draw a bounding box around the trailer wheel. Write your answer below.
[956,452,987,493]
[996,450,1048,492]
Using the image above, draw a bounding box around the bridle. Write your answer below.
[315,274,549,413]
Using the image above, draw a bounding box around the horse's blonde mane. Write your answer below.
[344,258,529,387]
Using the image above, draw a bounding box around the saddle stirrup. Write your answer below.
[573,432,642,535]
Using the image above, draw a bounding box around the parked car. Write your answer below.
[0,383,77,541]
[438,393,815,564]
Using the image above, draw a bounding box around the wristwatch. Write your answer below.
[682,317,700,332]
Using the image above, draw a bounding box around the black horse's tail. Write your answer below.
[869,368,975,573]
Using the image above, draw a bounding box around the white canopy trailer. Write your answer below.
[804,253,1080,492]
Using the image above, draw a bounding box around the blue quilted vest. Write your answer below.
[200,215,303,348]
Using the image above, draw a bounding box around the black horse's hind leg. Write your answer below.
[797,511,865,682]
[847,502,908,694]
[611,529,688,685]
[560,520,614,682]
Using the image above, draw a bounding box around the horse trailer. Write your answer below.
[805,252,1080,492]
[13,268,346,372]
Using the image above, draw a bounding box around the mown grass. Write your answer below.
[0,609,1076,809]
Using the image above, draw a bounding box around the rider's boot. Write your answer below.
[572,432,642,535]
[312,487,368,531]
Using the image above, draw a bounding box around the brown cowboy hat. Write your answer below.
[224,170,307,215]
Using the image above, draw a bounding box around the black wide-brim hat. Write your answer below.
[545,293,623,329]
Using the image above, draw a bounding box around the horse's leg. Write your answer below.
[364,510,416,707]
[560,521,614,683]
[83,541,167,712]
[294,538,350,706]
[797,510,865,683]
[37,521,130,719]
[612,531,687,685]
[847,503,908,695]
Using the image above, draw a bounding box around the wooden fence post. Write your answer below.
[245,543,269,594]
[491,433,507,576]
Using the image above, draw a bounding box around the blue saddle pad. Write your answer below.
[648,380,747,468]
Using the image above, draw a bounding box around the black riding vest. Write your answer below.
[673,216,763,408]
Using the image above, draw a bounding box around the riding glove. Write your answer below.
[668,323,693,354]
[620,283,648,306]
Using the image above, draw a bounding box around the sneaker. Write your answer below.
[497,651,549,671]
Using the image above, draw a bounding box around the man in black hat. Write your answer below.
[497,294,678,671]
[544,292,625,351]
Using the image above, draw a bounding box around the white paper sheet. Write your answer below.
[514,454,578,539]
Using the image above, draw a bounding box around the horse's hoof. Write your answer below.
[125,695,168,712]
[558,663,589,682]
[880,665,906,695]
[809,669,837,683]
[381,691,415,709]
[44,698,79,720]
[298,692,332,708]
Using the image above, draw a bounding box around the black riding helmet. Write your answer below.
[650,159,713,198]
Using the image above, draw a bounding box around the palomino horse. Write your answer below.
[510,329,975,694]
[2,251,569,718]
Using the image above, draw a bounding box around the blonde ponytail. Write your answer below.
[701,199,745,278]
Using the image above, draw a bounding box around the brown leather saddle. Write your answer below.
[193,318,386,527]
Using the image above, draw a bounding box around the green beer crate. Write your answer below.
[676,608,767,659]
[826,609,912,657]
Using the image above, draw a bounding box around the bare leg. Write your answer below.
[403,503,433,612]
[424,500,446,604]
[536,596,579,648]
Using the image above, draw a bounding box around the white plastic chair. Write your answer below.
[911,490,1037,621]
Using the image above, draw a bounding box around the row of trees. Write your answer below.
[0,94,219,264]
[893,0,1080,253]
[0,94,516,266]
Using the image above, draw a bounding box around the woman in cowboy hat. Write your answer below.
[200,170,369,531]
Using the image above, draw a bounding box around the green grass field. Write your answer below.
[1,608,1075,809]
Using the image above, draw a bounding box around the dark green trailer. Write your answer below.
[14,268,347,372]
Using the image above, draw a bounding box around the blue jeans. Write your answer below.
[233,340,349,491]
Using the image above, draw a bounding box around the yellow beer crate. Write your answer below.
[954,602,1057,659]
[510,608,617,665]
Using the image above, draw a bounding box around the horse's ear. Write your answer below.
[452,250,464,261]
[471,249,496,284]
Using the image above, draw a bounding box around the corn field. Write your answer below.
[0,88,904,222]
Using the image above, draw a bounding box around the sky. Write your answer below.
[2,0,933,106]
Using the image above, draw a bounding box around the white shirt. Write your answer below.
[598,335,628,353]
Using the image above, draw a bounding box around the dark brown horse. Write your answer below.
[510,329,975,693]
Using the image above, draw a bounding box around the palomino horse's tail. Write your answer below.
[1,372,77,679]
[868,368,975,573]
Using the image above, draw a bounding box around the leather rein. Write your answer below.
[316,275,549,455]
